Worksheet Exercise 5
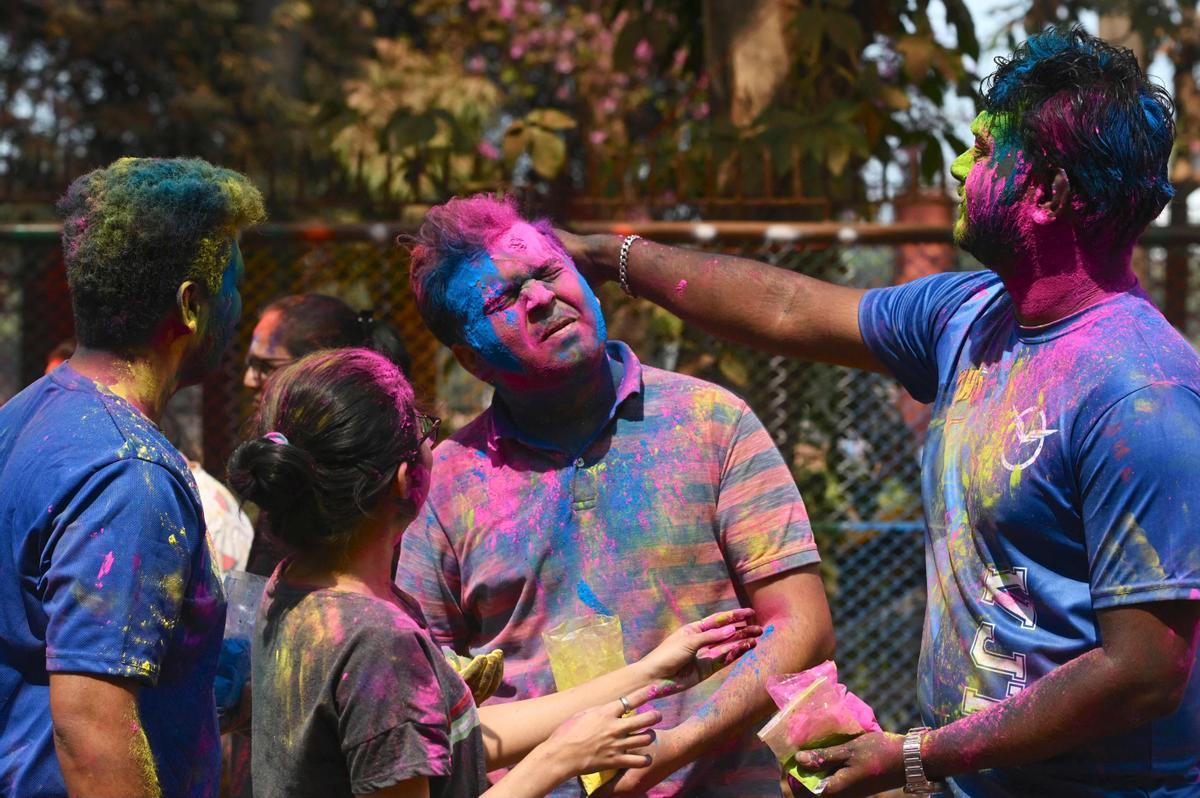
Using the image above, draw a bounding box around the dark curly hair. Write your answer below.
[227,348,423,560]
[260,294,411,374]
[983,26,1175,246]
[58,157,266,352]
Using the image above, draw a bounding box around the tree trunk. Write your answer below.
[704,0,797,127]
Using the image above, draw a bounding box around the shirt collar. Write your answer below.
[485,340,644,455]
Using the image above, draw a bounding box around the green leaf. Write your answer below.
[943,0,980,59]
[527,127,567,178]
[920,133,944,184]
[826,139,851,176]
[381,111,439,151]
[896,35,935,83]
[879,85,911,111]
[824,11,863,57]
[502,122,528,166]
[527,108,577,131]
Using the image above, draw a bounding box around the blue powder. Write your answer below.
[441,252,522,372]
[576,579,613,616]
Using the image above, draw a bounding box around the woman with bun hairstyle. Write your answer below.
[241,293,411,577]
[227,348,762,798]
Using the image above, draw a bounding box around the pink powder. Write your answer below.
[96,550,115,587]
[675,279,688,295]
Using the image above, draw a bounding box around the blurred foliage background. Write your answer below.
[5,1,1198,221]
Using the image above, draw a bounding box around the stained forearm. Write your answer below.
[478,661,652,769]
[924,642,1189,779]
[50,675,160,798]
[480,745,570,798]
[579,234,876,369]
[671,568,834,759]
[674,616,831,756]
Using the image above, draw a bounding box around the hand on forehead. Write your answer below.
[487,221,566,265]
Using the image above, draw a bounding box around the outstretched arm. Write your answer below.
[478,608,760,769]
[559,231,882,371]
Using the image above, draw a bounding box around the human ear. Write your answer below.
[393,461,411,501]
[451,343,496,383]
[176,281,206,335]
[1033,167,1072,225]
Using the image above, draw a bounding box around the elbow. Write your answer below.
[1113,656,1193,723]
[814,624,836,664]
[1139,670,1191,719]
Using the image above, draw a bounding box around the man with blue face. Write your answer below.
[396,194,835,797]
[560,27,1200,798]
[0,158,265,798]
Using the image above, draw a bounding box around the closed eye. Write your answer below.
[483,292,516,315]
[535,264,562,281]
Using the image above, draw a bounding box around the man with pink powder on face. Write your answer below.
[395,194,835,797]
[560,26,1200,798]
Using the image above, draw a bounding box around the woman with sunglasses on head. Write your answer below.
[227,348,761,798]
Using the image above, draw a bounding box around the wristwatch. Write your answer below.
[902,726,943,794]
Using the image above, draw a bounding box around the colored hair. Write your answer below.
[227,348,422,559]
[406,193,568,347]
[58,157,266,352]
[261,294,411,374]
[983,26,1175,246]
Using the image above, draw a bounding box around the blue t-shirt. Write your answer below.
[0,365,226,798]
[860,271,1200,797]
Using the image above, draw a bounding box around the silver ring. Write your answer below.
[619,695,632,714]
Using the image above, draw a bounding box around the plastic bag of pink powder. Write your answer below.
[757,660,881,793]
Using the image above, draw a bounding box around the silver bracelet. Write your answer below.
[902,726,942,794]
[618,234,642,297]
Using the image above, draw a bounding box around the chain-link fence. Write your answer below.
[5,222,1200,732]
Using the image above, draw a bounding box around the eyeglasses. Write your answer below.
[416,413,442,446]
[245,354,295,379]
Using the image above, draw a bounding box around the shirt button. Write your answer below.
[574,457,585,468]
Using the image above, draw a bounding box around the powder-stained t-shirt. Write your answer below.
[397,341,819,798]
[860,271,1200,797]
[0,364,225,798]
[252,570,488,798]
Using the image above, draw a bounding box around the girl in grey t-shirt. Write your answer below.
[228,349,762,798]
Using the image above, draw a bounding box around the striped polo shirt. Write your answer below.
[396,341,819,797]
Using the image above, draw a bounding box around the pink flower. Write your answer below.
[589,129,608,146]
[510,43,525,59]
[478,140,500,160]
[498,0,516,20]
[635,38,653,62]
